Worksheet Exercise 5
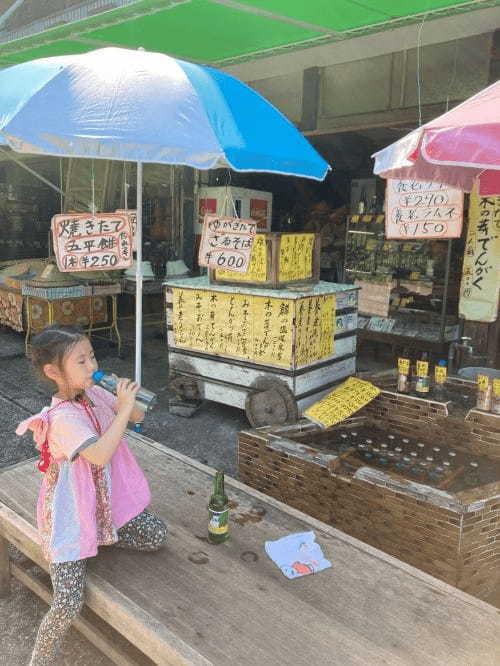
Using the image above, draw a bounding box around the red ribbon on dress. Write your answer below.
[31,396,102,473]
[36,400,71,473]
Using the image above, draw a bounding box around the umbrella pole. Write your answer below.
[135,161,143,384]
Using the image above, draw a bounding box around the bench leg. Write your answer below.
[0,534,11,597]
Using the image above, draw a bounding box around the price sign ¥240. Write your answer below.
[385,179,464,239]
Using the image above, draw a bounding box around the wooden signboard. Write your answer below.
[198,215,256,273]
[51,213,132,272]
[385,179,464,239]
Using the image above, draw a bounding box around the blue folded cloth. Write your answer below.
[265,531,332,579]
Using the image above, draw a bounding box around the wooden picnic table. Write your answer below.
[1,433,499,666]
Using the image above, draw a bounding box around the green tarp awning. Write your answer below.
[0,0,498,66]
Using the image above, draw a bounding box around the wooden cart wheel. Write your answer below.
[245,377,298,428]
[169,361,201,401]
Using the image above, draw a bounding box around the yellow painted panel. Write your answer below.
[278,233,315,282]
[172,288,335,368]
[294,295,335,367]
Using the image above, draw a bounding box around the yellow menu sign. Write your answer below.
[172,288,335,368]
[303,377,381,428]
[294,295,336,367]
[215,234,267,282]
[278,233,315,282]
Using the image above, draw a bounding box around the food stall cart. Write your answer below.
[166,231,358,426]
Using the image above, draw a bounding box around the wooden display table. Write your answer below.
[0,283,121,355]
[1,434,499,665]
[24,292,121,356]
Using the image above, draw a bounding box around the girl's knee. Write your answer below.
[145,516,168,550]
[156,520,168,547]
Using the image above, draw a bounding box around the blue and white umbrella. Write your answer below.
[0,47,330,379]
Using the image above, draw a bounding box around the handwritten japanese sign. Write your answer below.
[385,179,463,239]
[459,189,500,322]
[216,234,268,282]
[51,213,132,272]
[115,209,137,251]
[279,233,315,282]
[198,215,256,273]
[294,295,335,366]
[303,377,381,428]
[171,289,335,368]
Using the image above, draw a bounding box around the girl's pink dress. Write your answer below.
[16,385,151,563]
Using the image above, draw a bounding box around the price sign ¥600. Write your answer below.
[198,214,257,273]
[385,179,464,239]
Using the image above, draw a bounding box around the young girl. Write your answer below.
[16,325,167,666]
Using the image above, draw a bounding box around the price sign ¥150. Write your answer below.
[198,214,257,273]
[385,179,464,239]
[51,213,133,272]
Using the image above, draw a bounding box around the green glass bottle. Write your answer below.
[208,471,229,544]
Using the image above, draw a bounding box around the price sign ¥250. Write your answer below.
[51,213,133,272]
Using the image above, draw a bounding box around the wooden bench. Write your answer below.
[1,433,499,665]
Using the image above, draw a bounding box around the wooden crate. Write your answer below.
[209,232,321,289]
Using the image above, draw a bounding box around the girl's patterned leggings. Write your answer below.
[29,509,167,666]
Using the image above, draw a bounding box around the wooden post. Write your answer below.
[0,534,10,597]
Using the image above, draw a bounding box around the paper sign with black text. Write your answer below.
[303,377,381,428]
[198,214,256,273]
[385,179,463,239]
[51,213,133,272]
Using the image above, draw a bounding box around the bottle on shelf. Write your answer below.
[476,374,492,412]
[208,470,229,545]
[433,360,447,397]
[415,352,430,396]
[92,370,157,413]
[397,348,411,394]
[358,188,367,215]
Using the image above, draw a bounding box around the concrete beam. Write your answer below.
[222,6,500,82]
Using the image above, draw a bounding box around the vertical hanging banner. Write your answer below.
[459,189,500,322]
[198,215,256,273]
[51,213,133,272]
[385,179,464,239]
[115,209,137,251]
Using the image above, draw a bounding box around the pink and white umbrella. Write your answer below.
[372,80,500,195]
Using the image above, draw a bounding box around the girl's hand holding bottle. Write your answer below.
[115,378,140,416]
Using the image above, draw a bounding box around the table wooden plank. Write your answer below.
[1,434,499,666]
